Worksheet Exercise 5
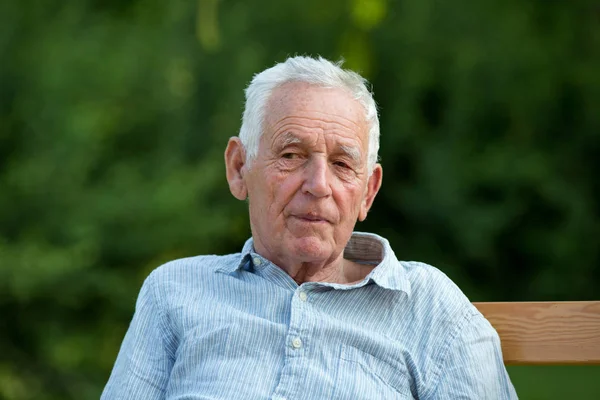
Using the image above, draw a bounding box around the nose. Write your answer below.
[302,157,332,198]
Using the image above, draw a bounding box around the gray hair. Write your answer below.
[239,56,380,174]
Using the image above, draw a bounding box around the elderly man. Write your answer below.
[102,56,517,399]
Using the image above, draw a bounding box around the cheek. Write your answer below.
[255,172,297,219]
[273,172,303,199]
[334,185,365,217]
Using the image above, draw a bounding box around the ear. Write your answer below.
[358,164,382,221]
[224,137,248,200]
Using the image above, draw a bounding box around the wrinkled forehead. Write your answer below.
[263,81,369,145]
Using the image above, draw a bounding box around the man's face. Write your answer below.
[234,82,382,268]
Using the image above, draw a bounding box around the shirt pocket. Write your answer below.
[333,344,413,399]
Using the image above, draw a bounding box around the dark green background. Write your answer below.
[1,0,598,398]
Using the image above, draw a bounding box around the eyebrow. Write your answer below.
[339,144,362,165]
[277,132,302,149]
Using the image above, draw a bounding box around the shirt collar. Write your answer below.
[345,232,412,296]
[219,232,412,296]
[213,237,256,274]
[239,237,255,267]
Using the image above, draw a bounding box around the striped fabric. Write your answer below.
[102,232,517,399]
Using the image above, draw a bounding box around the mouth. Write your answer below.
[292,213,331,224]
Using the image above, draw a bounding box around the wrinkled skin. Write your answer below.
[225,82,382,284]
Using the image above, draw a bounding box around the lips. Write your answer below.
[292,213,331,223]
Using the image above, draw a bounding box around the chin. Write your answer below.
[287,236,333,261]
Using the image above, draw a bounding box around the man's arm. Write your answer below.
[101,272,175,400]
[424,311,518,399]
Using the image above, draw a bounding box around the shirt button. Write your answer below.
[252,257,262,266]
[291,337,302,349]
[299,291,308,302]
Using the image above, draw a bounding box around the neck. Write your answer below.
[255,246,373,285]
[251,235,375,285]
[287,259,347,284]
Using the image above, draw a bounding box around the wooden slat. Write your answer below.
[473,301,600,365]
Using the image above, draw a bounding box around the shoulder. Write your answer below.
[400,260,480,327]
[396,262,500,394]
[143,253,241,297]
[150,253,240,279]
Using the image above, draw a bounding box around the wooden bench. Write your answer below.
[473,301,600,365]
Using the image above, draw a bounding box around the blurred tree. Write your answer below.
[0,0,598,398]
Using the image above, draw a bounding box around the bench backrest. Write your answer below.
[473,301,600,365]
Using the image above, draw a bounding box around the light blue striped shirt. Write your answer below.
[102,232,517,399]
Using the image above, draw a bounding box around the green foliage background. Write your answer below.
[0,0,599,398]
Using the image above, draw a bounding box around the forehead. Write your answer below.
[264,82,368,147]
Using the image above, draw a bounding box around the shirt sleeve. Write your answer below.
[101,272,176,400]
[425,311,518,400]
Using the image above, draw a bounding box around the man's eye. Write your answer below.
[333,161,350,169]
[282,153,299,159]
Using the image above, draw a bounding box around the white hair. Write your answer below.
[239,56,380,174]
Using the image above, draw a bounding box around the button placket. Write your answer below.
[272,287,312,400]
[288,288,309,353]
[289,293,307,351]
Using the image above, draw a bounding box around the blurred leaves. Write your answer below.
[351,0,387,31]
[0,0,599,399]
[197,0,221,51]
